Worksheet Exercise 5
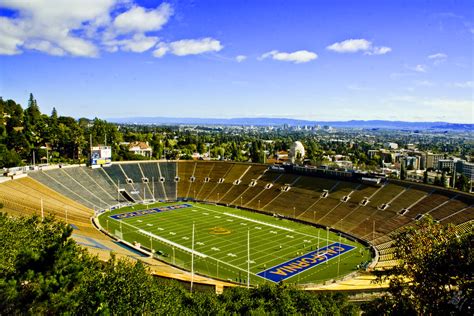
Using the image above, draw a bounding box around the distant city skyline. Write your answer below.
[0,1,472,123]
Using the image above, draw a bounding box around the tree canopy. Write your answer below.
[0,213,358,315]
[363,216,473,315]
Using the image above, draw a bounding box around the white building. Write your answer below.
[126,141,153,158]
[289,141,305,164]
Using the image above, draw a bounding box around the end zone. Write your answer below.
[257,243,355,283]
[110,203,192,220]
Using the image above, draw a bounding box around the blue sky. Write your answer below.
[0,0,472,122]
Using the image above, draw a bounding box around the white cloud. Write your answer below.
[151,38,223,58]
[452,81,474,88]
[366,46,392,55]
[235,55,247,62]
[327,39,391,56]
[408,64,427,72]
[428,52,447,65]
[0,17,25,55]
[260,50,317,63]
[105,33,158,53]
[113,3,173,34]
[327,39,371,53]
[152,43,169,58]
[168,38,223,56]
[24,40,65,56]
[428,53,447,60]
[0,0,115,57]
[1,1,226,58]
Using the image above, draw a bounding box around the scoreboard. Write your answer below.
[91,146,112,168]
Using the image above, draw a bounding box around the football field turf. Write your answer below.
[98,202,372,285]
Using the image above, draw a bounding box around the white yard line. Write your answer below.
[223,212,294,232]
[114,212,268,280]
[193,204,339,243]
[119,218,208,257]
[139,229,207,257]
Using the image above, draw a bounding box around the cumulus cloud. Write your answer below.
[327,38,391,55]
[0,1,223,58]
[327,39,371,53]
[235,55,247,62]
[260,50,317,63]
[113,3,173,34]
[0,0,115,57]
[151,38,223,58]
[104,33,158,53]
[152,43,169,58]
[169,38,223,56]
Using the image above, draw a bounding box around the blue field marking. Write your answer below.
[73,235,111,250]
[110,203,192,220]
[257,243,355,283]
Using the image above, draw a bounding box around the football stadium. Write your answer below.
[1,1,473,313]
[1,160,472,291]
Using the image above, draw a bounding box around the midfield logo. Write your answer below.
[209,227,232,235]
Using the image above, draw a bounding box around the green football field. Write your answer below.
[98,202,372,286]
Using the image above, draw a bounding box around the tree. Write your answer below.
[363,216,473,315]
[456,174,470,192]
[400,161,407,180]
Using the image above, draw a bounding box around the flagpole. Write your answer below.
[191,222,195,292]
[247,228,250,289]
[152,176,155,201]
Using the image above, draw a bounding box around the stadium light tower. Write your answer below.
[247,228,250,289]
[191,222,195,292]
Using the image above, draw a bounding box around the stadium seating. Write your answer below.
[138,162,167,200]
[158,162,177,201]
[6,160,472,275]
[0,177,92,229]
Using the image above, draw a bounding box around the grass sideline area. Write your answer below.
[98,202,371,286]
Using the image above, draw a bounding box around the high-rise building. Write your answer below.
[425,152,444,169]
[437,159,455,172]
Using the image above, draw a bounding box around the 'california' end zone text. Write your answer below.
[257,243,355,282]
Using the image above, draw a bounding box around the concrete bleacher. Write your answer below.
[102,164,145,201]
[62,167,118,207]
[4,160,472,284]
[176,161,196,199]
[138,162,167,200]
[159,162,177,201]
[30,169,105,210]
[206,163,250,202]
[195,163,233,201]
[0,177,92,228]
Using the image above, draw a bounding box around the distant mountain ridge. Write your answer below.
[107,117,473,130]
